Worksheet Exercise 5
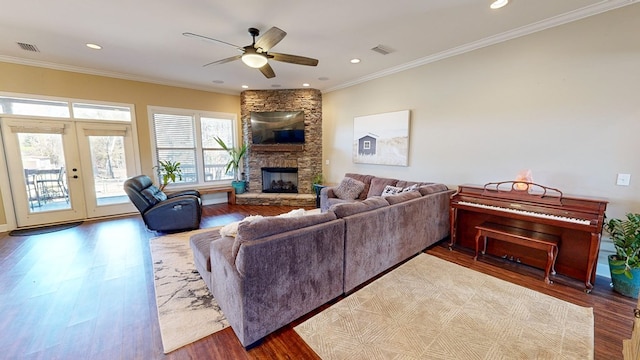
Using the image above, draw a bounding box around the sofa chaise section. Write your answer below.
[208,211,345,347]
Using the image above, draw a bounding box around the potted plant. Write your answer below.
[154,159,182,191]
[214,136,248,194]
[311,173,324,208]
[604,212,640,298]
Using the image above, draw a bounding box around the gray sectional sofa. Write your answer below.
[189,173,454,347]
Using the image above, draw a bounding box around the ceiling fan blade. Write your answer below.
[270,52,319,66]
[254,27,286,52]
[183,32,244,52]
[203,55,242,67]
[259,63,276,78]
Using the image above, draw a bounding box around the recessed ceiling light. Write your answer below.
[86,43,102,50]
[241,85,249,89]
[490,0,508,9]
[302,83,310,87]
[350,58,361,64]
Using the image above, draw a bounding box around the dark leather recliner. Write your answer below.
[124,175,202,232]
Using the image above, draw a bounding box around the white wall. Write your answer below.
[322,4,640,278]
[322,4,640,220]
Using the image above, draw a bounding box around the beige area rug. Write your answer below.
[295,253,594,360]
[150,228,229,354]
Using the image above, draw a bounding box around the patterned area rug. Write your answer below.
[149,228,229,353]
[295,253,594,359]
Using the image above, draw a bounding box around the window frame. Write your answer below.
[148,106,239,189]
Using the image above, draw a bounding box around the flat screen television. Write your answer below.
[250,111,305,144]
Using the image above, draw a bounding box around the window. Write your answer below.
[0,95,132,122]
[149,107,237,187]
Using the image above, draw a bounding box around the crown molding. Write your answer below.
[324,0,639,93]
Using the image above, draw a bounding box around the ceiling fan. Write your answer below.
[183,27,319,79]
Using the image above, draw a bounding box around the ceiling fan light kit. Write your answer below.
[185,26,318,78]
[490,0,509,9]
[241,48,268,68]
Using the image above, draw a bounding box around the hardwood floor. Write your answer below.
[0,203,636,359]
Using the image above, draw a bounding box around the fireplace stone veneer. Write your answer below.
[237,89,322,206]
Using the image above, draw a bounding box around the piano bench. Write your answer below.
[474,222,559,284]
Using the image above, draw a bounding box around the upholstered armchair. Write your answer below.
[123,175,202,232]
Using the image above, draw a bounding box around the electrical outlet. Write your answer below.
[616,173,631,186]
[325,159,330,165]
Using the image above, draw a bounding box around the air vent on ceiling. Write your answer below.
[370,45,394,55]
[17,42,40,52]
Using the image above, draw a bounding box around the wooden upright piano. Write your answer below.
[449,181,607,292]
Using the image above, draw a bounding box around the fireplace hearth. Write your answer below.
[262,167,298,193]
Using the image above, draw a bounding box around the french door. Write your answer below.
[1,117,137,227]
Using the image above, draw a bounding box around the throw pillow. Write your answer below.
[333,177,366,200]
[367,177,399,197]
[402,184,419,193]
[344,173,374,200]
[385,190,422,205]
[219,215,263,238]
[381,185,403,197]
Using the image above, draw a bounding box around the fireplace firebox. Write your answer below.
[261,167,298,193]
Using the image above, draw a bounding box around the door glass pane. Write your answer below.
[18,133,70,212]
[88,136,129,206]
[0,96,70,117]
[72,103,132,121]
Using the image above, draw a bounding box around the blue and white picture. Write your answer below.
[353,110,410,166]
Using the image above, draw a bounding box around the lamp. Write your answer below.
[242,47,268,68]
[490,0,509,9]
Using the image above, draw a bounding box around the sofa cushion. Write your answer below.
[381,185,403,197]
[141,186,167,205]
[345,173,375,200]
[232,211,338,259]
[367,177,399,197]
[190,230,222,272]
[418,183,449,195]
[384,190,422,205]
[333,177,366,200]
[330,196,388,218]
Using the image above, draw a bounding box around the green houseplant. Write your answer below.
[214,136,248,194]
[154,159,182,191]
[604,212,640,298]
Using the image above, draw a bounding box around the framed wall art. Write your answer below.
[353,110,410,166]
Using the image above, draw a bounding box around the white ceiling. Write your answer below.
[0,0,636,95]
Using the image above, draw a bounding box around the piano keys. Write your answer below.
[450,181,608,292]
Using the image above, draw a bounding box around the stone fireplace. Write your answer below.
[237,89,322,206]
[262,167,298,193]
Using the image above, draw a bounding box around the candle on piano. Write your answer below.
[514,169,533,191]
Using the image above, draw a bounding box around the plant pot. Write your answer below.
[232,180,246,195]
[609,255,640,299]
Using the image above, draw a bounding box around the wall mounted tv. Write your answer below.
[250,111,305,144]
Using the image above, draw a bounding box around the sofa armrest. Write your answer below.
[167,189,201,199]
[142,195,201,231]
[319,186,337,212]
